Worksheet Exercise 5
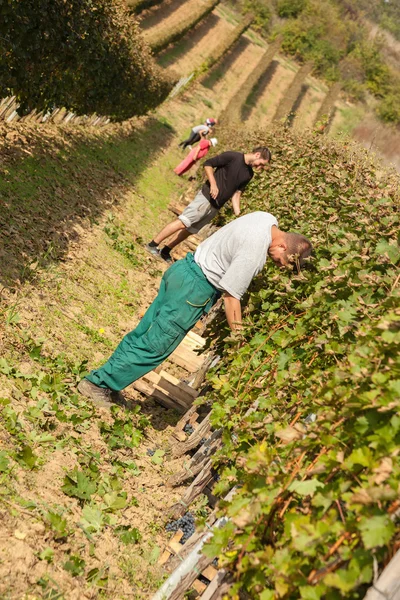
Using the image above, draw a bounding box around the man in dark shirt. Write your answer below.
[145,147,271,262]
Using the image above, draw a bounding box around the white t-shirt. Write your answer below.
[192,124,210,135]
[194,212,278,300]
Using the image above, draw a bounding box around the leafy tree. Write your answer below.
[0,0,172,120]
[377,83,400,123]
[276,0,307,19]
[277,0,349,75]
[241,0,272,32]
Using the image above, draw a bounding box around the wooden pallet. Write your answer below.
[168,198,190,216]
[132,331,208,410]
[170,334,207,373]
[132,369,198,413]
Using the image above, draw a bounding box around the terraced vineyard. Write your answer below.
[137,0,349,138]
[1,1,399,599]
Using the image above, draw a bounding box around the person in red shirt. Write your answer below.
[174,137,218,177]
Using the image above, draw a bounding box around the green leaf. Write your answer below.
[115,525,141,545]
[103,491,127,512]
[375,239,400,264]
[0,451,10,472]
[131,429,143,447]
[358,515,395,549]
[0,358,12,375]
[344,447,373,469]
[151,449,165,465]
[46,511,68,538]
[299,585,325,600]
[16,445,37,469]
[260,590,275,600]
[80,505,104,533]
[62,470,97,501]
[39,547,54,563]
[203,521,235,557]
[63,554,86,577]
[288,479,324,496]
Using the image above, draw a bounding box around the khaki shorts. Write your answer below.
[178,190,218,234]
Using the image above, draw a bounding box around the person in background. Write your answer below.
[77,211,313,407]
[178,118,217,149]
[146,146,272,263]
[174,137,218,177]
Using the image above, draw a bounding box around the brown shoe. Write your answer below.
[77,379,113,408]
[78,379,127,408]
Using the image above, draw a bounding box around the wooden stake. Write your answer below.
[168,460,213,519]
[172,414,212,457]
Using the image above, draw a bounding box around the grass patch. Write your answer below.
[0,117,176,289]
[330,103,366,138]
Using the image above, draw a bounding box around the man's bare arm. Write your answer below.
[224,293,242,330]
[231,191,241,216]
[204,165,219,200]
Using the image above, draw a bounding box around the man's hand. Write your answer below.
[210,183,219,200]
[204,166,219,200]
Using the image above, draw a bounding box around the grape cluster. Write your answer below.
[147,448,155,456]
[165,512,195,543]
[211,467,220,482]
[183,424,194,435]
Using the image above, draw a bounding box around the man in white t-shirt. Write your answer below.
[77,212,312,406]
[179,118,216,149]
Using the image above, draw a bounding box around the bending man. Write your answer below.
[146,146,271,264]
[78,211,312,406]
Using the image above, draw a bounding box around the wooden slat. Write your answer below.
[201,565,218,581]
[193,580,207,594]
[170,344,204,372]
[158,530,184,565]
[168,200,189,215]
[200,570,227,599]
[133,368,198,412]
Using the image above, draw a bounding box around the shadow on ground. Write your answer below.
[139,0,188,31]
[157,12,221,69]
[0,117,175,289]
[241,59,279,122]
[286,84,310,128]
[201,36,250,89]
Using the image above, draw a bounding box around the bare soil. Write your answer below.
[161,11,235,76]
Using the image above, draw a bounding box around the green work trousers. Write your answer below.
[86,253,220,391]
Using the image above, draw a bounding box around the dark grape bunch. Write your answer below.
[211,467,220,482]
[183,424,194,435]
[165,512,195,543]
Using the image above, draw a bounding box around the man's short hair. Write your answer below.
[284,232,313,269]
[252,146,272,162]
